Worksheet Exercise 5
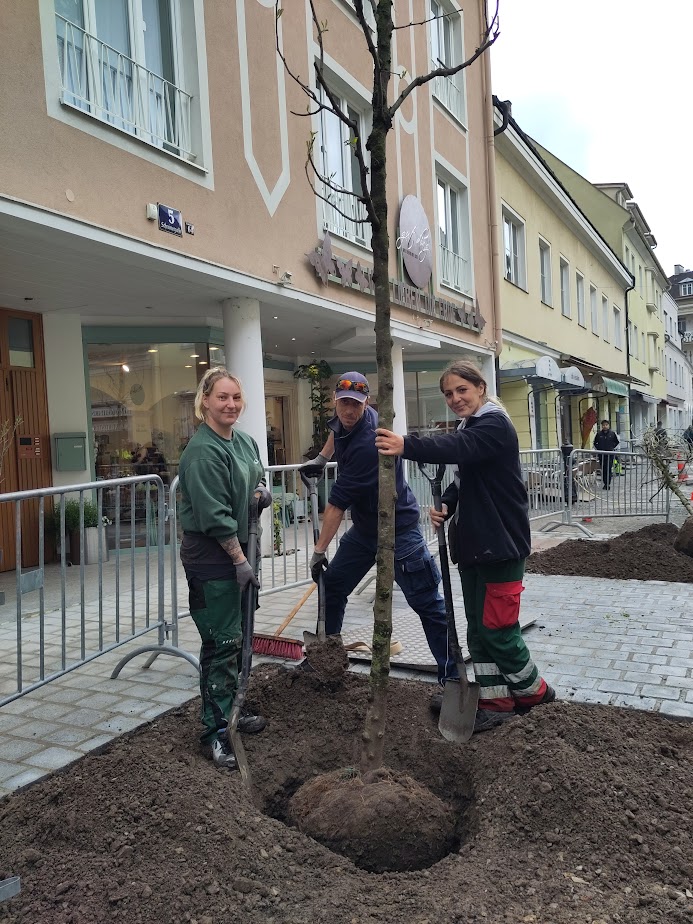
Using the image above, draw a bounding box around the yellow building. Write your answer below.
[533,151,668,439]
[493,104,633,450]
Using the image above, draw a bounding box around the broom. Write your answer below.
[252,583,315,659]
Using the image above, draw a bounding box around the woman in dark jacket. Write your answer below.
[375,361,554,732]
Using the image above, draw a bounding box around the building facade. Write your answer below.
[661,290,693,434]
[493,106,632,451]
[668,265,693,432]
[0,0,499,570]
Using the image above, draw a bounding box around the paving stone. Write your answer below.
[26,746,82,770]
[0,760,27,783]
[0,737,43,761]
[2,767,48,791]
[597,680,638,695]
[640,684,682,701]
[60,707,110,727]
[658,701,693,721]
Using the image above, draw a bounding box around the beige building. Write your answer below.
[493,104,632,451]
[0,0,499,570]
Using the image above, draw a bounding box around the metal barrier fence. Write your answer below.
[566,449,672,523]
[0,475,197,707]
[519,450,565,522]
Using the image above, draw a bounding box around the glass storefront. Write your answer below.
[88,340,223,482]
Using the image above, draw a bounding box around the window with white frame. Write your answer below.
[319,87,371,248]
[628,319,633,353]
[436,174,472,295]
[590,285,598,334]
[681,282,693,296]
[576,273,585,327]
[559,258,570,317]
[54,0,197,162]
[429,0,466,125]
[602,295,609,342]
[502,207,526,289]
[613,306,623,349]
[641,331,645,359]
[539,239,552,306]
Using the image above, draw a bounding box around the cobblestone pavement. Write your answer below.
[1,515,692,800]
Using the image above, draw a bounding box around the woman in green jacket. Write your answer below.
[179,368,271,770]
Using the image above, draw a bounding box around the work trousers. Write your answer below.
[600,455,613,488]
[459,559,548,712]
[324,525,457,683]
[185,574,243,746]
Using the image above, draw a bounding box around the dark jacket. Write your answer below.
[401,408,531,567]
[593,428,619,452]
[328,405,420,536]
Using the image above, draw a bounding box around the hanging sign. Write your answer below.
[396,195,433,289]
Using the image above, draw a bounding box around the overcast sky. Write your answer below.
[489,1,691,276]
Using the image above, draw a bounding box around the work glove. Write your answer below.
[300,454,330,479]
[310,550,328,583]
[255,485,273,511]
[235,558,260,592]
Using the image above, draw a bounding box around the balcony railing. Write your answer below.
[322,187,372,249]
[431,62,466,125]
[438,245,470,295]
[55,14,193,161]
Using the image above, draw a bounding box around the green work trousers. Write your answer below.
[187,576,243,746]
[459,559,547,712]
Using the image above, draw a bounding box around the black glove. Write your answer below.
[255,486,273,511]
[310,550,328,583]
[300,453,330,479]
[235,559,260,591]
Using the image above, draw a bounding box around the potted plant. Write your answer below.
[47,498,110,565]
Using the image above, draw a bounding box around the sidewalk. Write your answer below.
[1,519,692,800]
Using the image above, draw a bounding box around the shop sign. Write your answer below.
[396,195,433,289]
[534,356,561,382]
[307,232,484,333]
[561,366,585,388]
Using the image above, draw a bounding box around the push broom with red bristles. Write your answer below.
[252,583,315,659]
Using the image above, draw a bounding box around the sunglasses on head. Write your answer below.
[337,379,369,394]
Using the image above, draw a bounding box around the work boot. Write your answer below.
[429,687,444,715]
[514,683,556,716]
[202,735,238,771]
[473,709,516,733]
[236,710,267,734]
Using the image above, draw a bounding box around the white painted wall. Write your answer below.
[43,313,91,487]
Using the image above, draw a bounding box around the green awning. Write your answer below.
[601,377,630,397]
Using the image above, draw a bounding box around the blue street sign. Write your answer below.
[158,203,182,236]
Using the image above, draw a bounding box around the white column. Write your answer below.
[221,297,268,466]
[392,343,408,435]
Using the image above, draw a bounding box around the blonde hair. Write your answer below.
[194,368,246,421]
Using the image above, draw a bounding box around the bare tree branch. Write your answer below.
[350,0,378,61]
[388,0,500,118]
[392,9,458,30]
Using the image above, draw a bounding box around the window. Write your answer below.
[633,324,639,358]
[430,0,466,124]
[560,258,570,317]
[641,332,645,359]
[681,282,693,297]
[638,265,643,292]
[54,0,195,161]
[502,207,526,289]
[613,306,623,349]
[628,319,633,353]
[625,246,630,266]
[602,295,609,341]
[539,239,552,305]
[576,273,585,327]
[437,175,471,294]
[590,285,598,334]
[319,89,371,248]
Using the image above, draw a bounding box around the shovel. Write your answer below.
[418,462,479,743]
[300,465,327,646]
[228,495,260,796]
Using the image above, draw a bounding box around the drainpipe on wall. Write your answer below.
[623,278,635,440]
[481,18,503,368]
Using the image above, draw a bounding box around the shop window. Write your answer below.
[9,317,35,368]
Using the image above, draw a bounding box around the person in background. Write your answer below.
[683,421,693,448]
[178,368,272,771]
[374,360,555,733]
[593,420,619,490]
[301,371,458,692]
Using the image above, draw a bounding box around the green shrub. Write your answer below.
[46,498,99,533]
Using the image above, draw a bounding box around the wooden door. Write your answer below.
[0,309,52,571]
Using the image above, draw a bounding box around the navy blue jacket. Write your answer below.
[328,405,420,536]
[402,410,531,566]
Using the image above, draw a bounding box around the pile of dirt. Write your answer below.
[527,522,693,582]
[2,665,693,923]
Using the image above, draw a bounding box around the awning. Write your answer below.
[558,366,585,389]
[599,376,630,397]
[498,355,563,384]
[630,389,659,405]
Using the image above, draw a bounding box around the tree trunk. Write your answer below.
[360,1,395,774]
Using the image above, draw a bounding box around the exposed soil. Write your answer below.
[527,522,693,582]
[2,665,693,924]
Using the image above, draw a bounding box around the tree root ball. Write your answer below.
[304,635,349,683]
[288,766,456,872]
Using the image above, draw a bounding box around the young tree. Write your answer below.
[277,0,499,771]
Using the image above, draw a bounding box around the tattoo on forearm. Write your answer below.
[219,536,245,564]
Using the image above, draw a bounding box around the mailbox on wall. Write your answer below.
[53,433,87,472]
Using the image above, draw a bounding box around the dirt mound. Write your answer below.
[289,766,455,872]
[527,522,693,582]
[1,666,693,923]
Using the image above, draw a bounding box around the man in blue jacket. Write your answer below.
[304,371,456,688]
